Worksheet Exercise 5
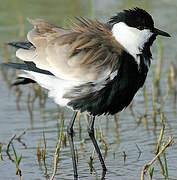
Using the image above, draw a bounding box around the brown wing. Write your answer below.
[56,17,124,72]
[16,18,124,82]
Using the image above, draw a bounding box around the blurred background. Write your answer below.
[0,0,177,179]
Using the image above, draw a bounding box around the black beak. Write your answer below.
[153,28,171,37]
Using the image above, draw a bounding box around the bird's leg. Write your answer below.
[87,116,107,172]
[67,111,78,179]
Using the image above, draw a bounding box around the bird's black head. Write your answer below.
[109,7,170,37]
[109,8,154,31]
[109,7,170,60]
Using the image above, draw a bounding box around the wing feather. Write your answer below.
[16,18,125,82]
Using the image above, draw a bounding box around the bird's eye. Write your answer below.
[137,26,145,30]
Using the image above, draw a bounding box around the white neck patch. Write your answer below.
[112,22,153,64]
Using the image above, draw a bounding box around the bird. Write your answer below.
[2,7,170,179]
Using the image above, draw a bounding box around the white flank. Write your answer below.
[20,71,82,107]
[112,22,153,64]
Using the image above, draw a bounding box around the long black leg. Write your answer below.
[67,111,78,179]
[87,116,107,172]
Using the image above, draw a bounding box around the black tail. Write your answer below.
[1,63,37,85]
[1,62,53,76]
[1,62,54,86]
[7,41,34,50]
[2,62,30,71]
[12,77,36,86]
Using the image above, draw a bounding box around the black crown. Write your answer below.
[109,8,154,29]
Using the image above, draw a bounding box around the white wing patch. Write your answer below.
[110,70,118,80]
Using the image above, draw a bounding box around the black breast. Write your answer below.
[67,52,150,116]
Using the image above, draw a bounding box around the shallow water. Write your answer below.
[0,0,177,179]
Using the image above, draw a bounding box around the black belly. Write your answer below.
[68,53,149,116]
